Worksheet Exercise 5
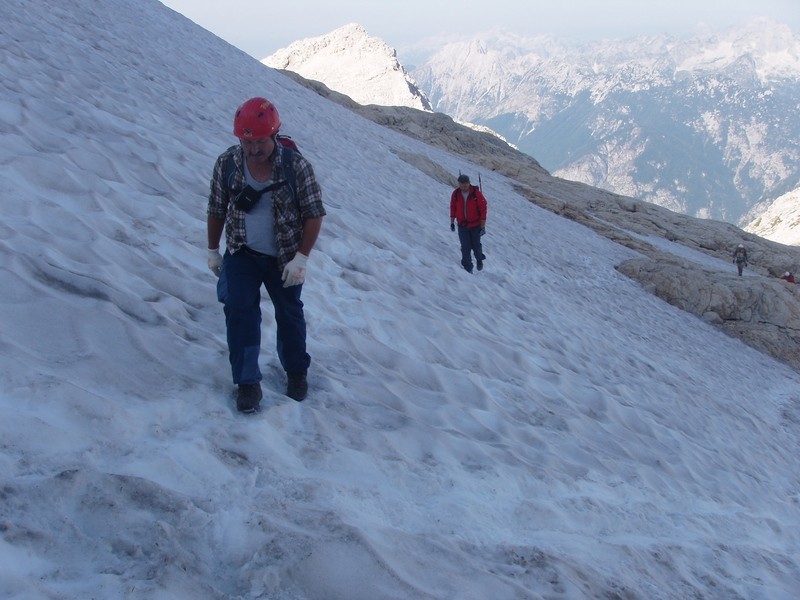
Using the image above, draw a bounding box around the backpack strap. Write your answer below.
[280,144,297,206]
[223,145,238,192]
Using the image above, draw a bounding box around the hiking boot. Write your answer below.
[463,264,473,273]
[476,260,483,271]
[286,372,308,402]
[236,383,262,413]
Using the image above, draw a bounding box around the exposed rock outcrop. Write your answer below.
[617,256,800,369]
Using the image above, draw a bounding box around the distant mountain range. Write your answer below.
[263,21,800,244]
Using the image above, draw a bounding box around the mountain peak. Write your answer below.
[334,22,368,36]
[263,24,432,111]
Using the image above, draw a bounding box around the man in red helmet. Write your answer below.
[206,97,325,412]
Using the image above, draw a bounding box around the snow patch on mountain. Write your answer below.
[746,187,800,245]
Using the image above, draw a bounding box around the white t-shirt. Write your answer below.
[242,161,277,256]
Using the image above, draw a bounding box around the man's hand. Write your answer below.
[480,226,486,236]
[282,252,308,287]
[208,248,223,277]
[450,222,455,232]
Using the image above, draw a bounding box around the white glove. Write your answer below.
[208,248,223,277]
[282,252,308,287]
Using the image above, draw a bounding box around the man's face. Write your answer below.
[240,137,275,165]
[459,181,470,192]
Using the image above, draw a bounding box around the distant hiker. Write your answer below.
[206,97,325,412]
[732,244,749,276]
[781,271,796,283]
[450,174,487,273]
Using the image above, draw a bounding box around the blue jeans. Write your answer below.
[457,225,484,270]
[217,250,310,384]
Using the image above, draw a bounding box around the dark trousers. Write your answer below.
[457,225,484,270]
[217,250,310,384]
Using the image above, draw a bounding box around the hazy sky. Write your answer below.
[159,0,799,59]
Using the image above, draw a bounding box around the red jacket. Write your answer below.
[450,185,487,227]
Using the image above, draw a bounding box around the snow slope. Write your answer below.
[1,0,799,598]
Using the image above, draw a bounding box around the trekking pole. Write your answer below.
[478,173,482,191]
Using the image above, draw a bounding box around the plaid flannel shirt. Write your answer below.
[207,144,325,271]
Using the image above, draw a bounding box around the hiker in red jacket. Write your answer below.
[781,271,796,283]
[450,174,487,273]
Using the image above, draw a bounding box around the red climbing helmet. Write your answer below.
[233,97,281,139]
